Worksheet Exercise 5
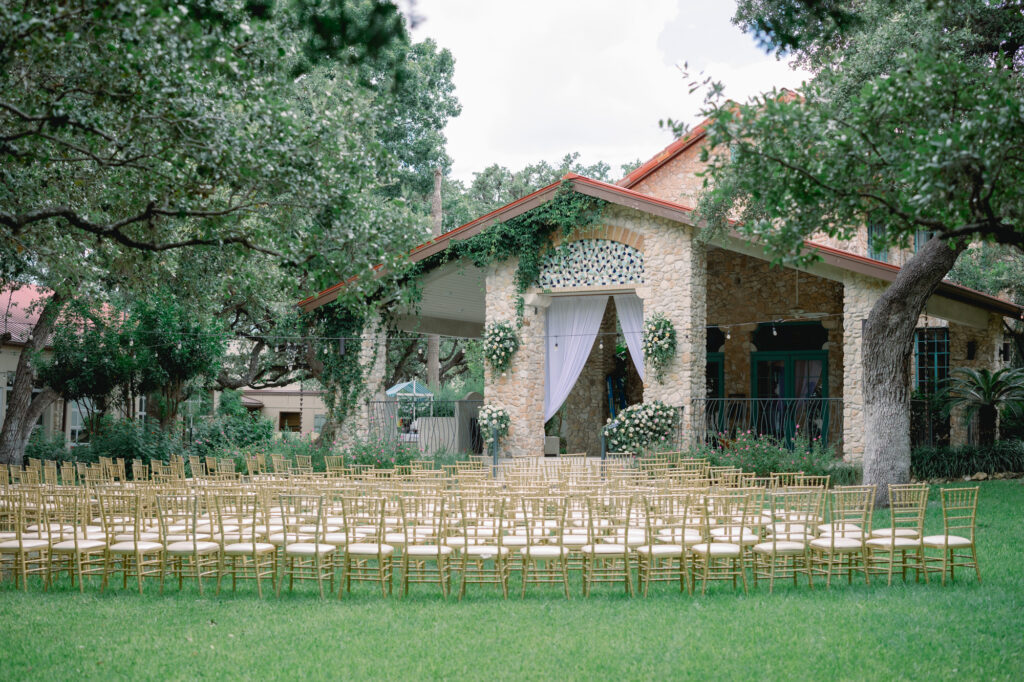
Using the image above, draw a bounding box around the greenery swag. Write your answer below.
[642,313,677,382]
[603,401,677,455]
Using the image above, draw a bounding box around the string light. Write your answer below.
[772,325,778,337]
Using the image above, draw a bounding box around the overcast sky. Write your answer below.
[408,0,810,184]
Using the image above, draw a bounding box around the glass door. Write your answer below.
[752,351,828,443]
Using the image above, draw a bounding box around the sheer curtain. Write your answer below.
[544,295,609,422]
[613,294,645,381]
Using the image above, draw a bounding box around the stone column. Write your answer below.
[335,310,388,449]
[484,259,546,457]
[637,218,707,445]
[948,312,1004,445]
[841,273,884,462]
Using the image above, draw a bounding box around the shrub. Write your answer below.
[189,390,274,457]
[74,417,181,465]
[911,440,1024,479]
[346,440,418,469]
[692,430,856,482]
[24,430,72,462]
[603,401,677,454]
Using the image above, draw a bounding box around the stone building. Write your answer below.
[300,127,1022,461]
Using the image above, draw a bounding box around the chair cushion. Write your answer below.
[114,532,161,542]
[165,540,220,554]
[809,537,862,551]
[521,545,570,558]
[561,534,588,546]
[922,534,973,548]
[0,538,50,551]
[580,543,628,555]
[753,540,806,555]
[691,542,741,557]
[108,541,163,553]
[223,542,276,555]
[322,532,363,546]
[866,536,921,549]
[51,539,106,552]
[817,522,861,534]
[871,528,920,538]
[464,545,509,557]
[345,542,395,556]
[405,544,454,556]
[284,542,336,556]
[634,544,684,557]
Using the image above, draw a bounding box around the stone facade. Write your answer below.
[629,138,707,209]
[841,273,887,461]
[706,249,844,401]
[338,310,388,449]
[948,313,1005,444]
[484,258,546,458]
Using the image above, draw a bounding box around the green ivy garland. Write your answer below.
[422,182,606,323]
[316,301,370,429]
[483,320,519,374]
[642,313,677,383]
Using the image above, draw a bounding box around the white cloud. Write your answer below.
[411,0,809,183]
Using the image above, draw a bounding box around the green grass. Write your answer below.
[2,481,1023,680]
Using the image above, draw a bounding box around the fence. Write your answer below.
[690,397,844,452]
[366,399,484,455]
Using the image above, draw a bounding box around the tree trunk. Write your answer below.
[0,292,64,465]
[862,236,966,505]
[977,405,997,446]
[426,168,443,388]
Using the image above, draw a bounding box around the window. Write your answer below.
[915,328,949,394]
[313,414,327,434]
[0,371,12,426]
[70,399,94,446]
[868,223,888,262]
[914,230,936,252]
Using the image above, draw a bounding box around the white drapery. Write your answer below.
[544,295,609,422]
[613,294,645,381]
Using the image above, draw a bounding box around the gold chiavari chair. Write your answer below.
[808,486,874,587]
[923,486,981,585]
[0,487,51,590]
[691,491,749,595]
[340,495,394,597]
[99,489,164,594]
[866,483,929,585]
[278,493,335,598]
[753,490,816,592]
[519,495,570,599]
[214,490,276,598]
[399,495,452,597]
[455,495,509,600]
[47,488,106,591]
[581,494,634,597]
[156,492,220,595]
[635,493,694,596]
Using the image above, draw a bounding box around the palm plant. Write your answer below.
[942,368,1024,446]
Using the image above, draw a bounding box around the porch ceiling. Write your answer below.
[392,261,486,337]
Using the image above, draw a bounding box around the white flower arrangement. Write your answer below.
[483,320,520,374]
[478,404,511,444]
[602,401,677,455]
[642,313,677,383]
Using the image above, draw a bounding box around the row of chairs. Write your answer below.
[0,479,980,598]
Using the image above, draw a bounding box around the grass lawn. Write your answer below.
[2,481,1022,680]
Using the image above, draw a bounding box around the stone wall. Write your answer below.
[562,297,618,455]
[705,249,843,401]
[948,313,1005,444]
[841,273,888,461]
[337,310,388,449]
[484,258,546,457]
[628,139,707,209]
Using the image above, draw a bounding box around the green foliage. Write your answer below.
[74,417,181,466]
[482,321,519,374]
[603,401,678,455]
[942,368,1024,446]
[691,431,851,480]
[912,441,1024,480]
[426,182,606,321]
[189,391,275,458]
[314,302,369,427]
[24,430,71,463]
[641,313,676,383]
[346,439,418,468]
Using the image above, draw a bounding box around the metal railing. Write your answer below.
[366,399,484,455]
[691,397,844,450]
